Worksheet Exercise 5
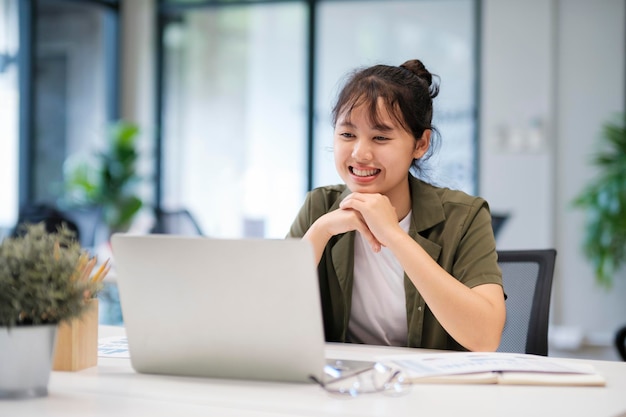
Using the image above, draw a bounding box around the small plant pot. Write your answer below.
[0,324,58,399]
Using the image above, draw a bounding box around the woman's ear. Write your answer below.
[413,129,431,159]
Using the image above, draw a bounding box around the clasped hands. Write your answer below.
[322,192,405,253]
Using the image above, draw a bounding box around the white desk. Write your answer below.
[3,326,626,417]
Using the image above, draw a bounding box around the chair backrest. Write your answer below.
[62,206,104,249]
[491,213,510,238]
[151,208,203,236]
[12,203,81,241]
[615,326,626,361]
[496,249,557,356]
[11,203,104,249]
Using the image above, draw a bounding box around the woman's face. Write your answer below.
[333,98,429,208]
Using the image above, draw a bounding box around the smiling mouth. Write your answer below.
[350,167,381,177]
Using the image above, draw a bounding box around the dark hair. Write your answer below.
[331,59,440,175]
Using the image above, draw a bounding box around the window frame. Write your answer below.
[154,0,481,217]
[17,0,121,209]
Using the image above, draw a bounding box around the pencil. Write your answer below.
[78,257,98,283]
[71,253,89,281]
[91,259,111,283]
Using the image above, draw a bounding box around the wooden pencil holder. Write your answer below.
[53,298,99,371]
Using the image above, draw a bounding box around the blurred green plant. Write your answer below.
[0,223,103,327]
[62,121,143,233]
[572,113,626,289]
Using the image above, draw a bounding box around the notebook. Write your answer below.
[110,234,327,383]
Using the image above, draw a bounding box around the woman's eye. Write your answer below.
[340,132,355,139]
[373,136,389,142]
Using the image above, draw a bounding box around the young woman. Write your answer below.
[288,59,505,352]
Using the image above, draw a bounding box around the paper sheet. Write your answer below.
[379,351,598,378]
[98,336,130,358]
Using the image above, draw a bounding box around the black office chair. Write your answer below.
[615,325,626,361]
[11,203,81,241]
[496,249,557,356]
[151,207,204,236]
[491,213,510,238]
[61,206,104,249]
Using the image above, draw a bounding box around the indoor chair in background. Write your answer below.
[491,213,510,239]
[496,249,557,356]
[61,206,104,249]
[150,207,204,236]
[11,203,81,242]
[615,326,626,361]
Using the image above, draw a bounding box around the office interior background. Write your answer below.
[0,0,624,360]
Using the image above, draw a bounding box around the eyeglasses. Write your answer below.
[311,361,412,397]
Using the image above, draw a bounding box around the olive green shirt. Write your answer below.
[287,175,502,351]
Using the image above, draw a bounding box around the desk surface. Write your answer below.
[3,326,626,417]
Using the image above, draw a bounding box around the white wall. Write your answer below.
[481,0,555,251]
[481,0,626,360]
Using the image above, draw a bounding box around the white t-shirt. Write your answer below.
[347,211,412,346]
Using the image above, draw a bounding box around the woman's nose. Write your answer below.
[351,139,372,161]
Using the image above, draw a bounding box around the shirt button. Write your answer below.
[417,306,422,311]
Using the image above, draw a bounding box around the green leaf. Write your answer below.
[572,113,626,289]
[60,120,143,232]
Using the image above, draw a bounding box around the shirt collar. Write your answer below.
[408,175,446,232]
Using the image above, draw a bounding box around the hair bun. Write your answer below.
[400,59,439,98]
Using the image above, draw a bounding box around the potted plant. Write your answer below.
[572,113,626,361]
[572,113,626,289]
[0,223,107,399]
[62,120,143,235]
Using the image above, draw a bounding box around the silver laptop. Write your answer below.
[110,234,327,383]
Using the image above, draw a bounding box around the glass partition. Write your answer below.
[161,3,307,238]
[159,0,478,239]
[314,0,477,195]
[32,0,116,203]
[0,0,19,239]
